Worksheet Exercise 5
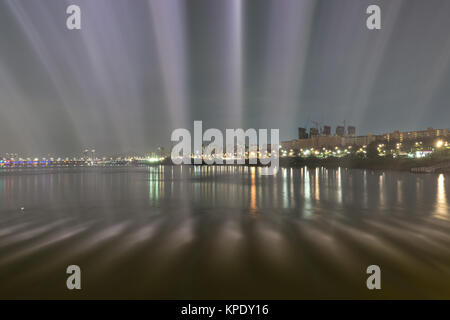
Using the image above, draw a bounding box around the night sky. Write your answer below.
[1,0,450,156]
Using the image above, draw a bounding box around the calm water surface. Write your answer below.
[0,166,449,299]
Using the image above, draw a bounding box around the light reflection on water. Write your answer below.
[0,166,449,299]
[435,174,448,220]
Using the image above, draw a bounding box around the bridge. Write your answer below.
[0,159,130,168]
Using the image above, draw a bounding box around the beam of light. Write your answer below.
[412,1,450,126]
[263,0,315,129]
[225,0,243,128]
[349,0,403,129]
[71,0,144,152]
[148,0,188,130]
[4,0,84,152]
[6,0,172,154]
[0,61,35,154]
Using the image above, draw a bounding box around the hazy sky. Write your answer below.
[1,0,450,156]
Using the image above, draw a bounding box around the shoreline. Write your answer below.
[278,156,450,173]
[1,156,450,174]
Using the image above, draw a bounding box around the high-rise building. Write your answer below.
[156,147,165,158]
[298,127,308,139]
[322,126,331,136]
[336,126,345,137]
[82,149,89,161]
[347,126,356,136]
[310,128,319,137]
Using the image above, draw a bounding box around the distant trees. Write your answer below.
[366,141,379,159]
[385,139,397,155]
[400,139,415,153]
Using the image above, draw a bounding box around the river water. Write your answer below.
[0,166,449,299]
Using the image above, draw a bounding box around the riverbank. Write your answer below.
[160,153,450,172]
[279,153,450,172]
[3,154,449,173]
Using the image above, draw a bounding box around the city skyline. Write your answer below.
[1,0,450,156]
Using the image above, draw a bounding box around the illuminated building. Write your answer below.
[281,127,449,151]
[336,126,345,137]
